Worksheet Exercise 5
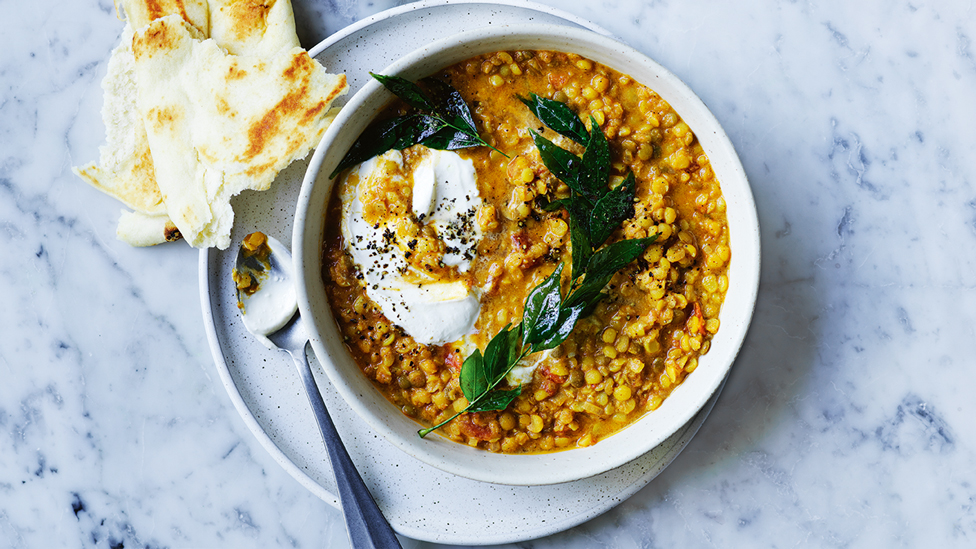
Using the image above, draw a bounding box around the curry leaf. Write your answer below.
[370,72,436,112]
[371,73,504,156]
[419,124,485,150]
[422,76,479,135]
[586,236,657,280]
[420,325,526,437]
[566,236,656,308]
[522,264,565,348]
[589,172,636,247]
[519,93,589,144]
[468,387,522,413]
[335,74,505,180]
[330,114,440,177]
[459,349,487,402]
[530,301,589,352]
[482,323,522,384]
[568,202,592,279]
[578,116,611,197]
[531,131,584,195]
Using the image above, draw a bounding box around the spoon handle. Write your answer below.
[289,346,403,549]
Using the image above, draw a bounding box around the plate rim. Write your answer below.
[305,0,612,60]
[198,0,740,543]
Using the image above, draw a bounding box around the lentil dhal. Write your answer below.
[322,50,730,454]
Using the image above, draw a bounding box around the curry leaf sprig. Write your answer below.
[521,93,652,278]
[417,324,526,438]
[520,92,657,344]
[330,73,506,178]
[418,94,657,438]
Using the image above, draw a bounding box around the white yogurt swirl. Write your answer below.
[339,147,483,345]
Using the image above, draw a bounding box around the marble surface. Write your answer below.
[3,0,975,547]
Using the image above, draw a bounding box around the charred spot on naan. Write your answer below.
[243,92,295,160]
[226,63,249,80]
[281,52,315,81]
[242,92,325,161]
[215,96,234,116]
[130,146,164,209]
[163,221,182,242]
[132,16,191,58]
[143,0,190,25]
[241,57,345,161]
[244,160,276,179]
[123,0,209,35]
[146,106,183,136]
[215,0,274,43]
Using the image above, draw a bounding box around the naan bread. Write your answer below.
[121,0,301,55]
[131,15,345,248]
[117,210,182,246]
[120,0,210,35]
[73,24,166,216]
[74,0,334,248]
[208,0,299,57]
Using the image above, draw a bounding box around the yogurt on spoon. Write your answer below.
[232,231,298,348]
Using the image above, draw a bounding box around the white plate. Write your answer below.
[200,0,725,544]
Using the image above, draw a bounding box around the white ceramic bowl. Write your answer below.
[294,23,760,486]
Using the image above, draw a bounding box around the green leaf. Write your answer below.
[422,77,479,135]
[589,172,636,247]
[482,323,522,384]
[519,93,589,144]
[370,72,436,112]
[578,116,610,197]
[530,301,588,352]
[455,325,524,418]
[564,195,593,278]
[374,73,507,158]
[569,215,592,280]
[333,75,505,178]
[566,236,656,308]
[459,349,487,402]
[522,263,565,347]
[468,387,522,412]
[330,114,443,178]
[587,236,657,279]
[419,124,485,150]
[531,131,587,197]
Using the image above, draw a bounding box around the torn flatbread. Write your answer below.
[131,15,345,249]
[74,0,336,248]
[120,0,210,36]
[208,0,299,57]
[73,24,166,216]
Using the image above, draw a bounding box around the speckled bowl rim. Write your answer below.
[294,23,760,486]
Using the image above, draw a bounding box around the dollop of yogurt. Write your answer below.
[339,147,483,345]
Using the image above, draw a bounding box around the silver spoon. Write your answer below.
[234,232,402,549]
